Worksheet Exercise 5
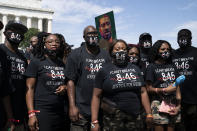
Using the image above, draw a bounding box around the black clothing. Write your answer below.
[65,44,110,118]
[146,63,179,102]
[0,44,27,123]
[0,47,10,129]
[25,57,66,130]
[139,50,150,78]
[95,62,144,117]
[173,46,197,104]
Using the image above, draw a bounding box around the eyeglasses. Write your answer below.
[45,40,60,45]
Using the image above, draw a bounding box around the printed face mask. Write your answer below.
[143,40,152,49]
[112,51,128,66]
[44,47,58,58]
[86,36,99,47]
[6,31,24,45]
[159,51,170,60]
[178,37,191,48]
[129,56,139,65]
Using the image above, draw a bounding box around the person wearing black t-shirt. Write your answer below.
[138,33,152,77]
[172,29,197,131]
[25,34,67,131]
[0,21,15,131]
[65,25,110,131]
[0,20,28,131]
[91,39,152,131]
[146,40,181,131]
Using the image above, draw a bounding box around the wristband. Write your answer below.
[28,112,36,118]
[146,114,153,118]
[28,110,40,114]
[8,118,20,123]
[91,120,99,128]
[91,120,99,124]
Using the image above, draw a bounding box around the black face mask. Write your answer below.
[178,37,191,48]
[86,36,99,47]
[112,51,128,66]
[44,48,58,58]
[129,56,139,65]
[159,51,170,60]
[142,40,152,49]
[5,31,24,45]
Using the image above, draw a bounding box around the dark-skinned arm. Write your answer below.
[2,95,15,131]
[146,81,176,94]
[141,86,153,128]
[26,78,39,131]
[91,88,102,131]
[67,80,79,122]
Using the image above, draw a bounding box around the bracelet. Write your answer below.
[91,120,99,124]
[8,118,20,123]
[155,88,158,93]
[28,110,40,114]
[28,113,36,118]
[146,114,153,118]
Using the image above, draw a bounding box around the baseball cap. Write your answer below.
[5,20,28,34]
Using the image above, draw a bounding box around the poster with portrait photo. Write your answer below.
[95,11,117,50]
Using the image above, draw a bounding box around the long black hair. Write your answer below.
[149,40,173,63]
[33,32,50,59]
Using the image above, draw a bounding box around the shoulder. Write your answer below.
[69,46,83,58]
[147,63,156,69]
[30,57,42,65]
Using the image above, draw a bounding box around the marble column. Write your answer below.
[47,19,52,33]
[38,18,43,32]
[15,16,20,22]
[1,14,8,43]
[27,17,32,29]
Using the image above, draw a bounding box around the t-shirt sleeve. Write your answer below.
[64,50,80,81]
[146,64,155,83]
[95,69,106,89]
[25,58,39,78]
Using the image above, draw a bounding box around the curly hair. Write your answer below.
[34,33,64,60]
[149,40,173,63]
[33,32,50,59]
[109,39,128,57]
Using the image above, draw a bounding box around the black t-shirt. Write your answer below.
[95,62,144,116]
[139,50,150,78]
[65,44,111,118]
[0,47,10,127]
[25,57,66,112]
[0,44,28,122]
[0,47,10,98]
[146,63,179,102]
[172,46,197,104]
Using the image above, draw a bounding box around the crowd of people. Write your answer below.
[0,19,196,131]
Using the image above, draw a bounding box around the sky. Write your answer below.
[42,0,197,49]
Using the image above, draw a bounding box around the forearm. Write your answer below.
[176,85,181,106]
[67,80,76,107]
[91,95,100,121]
[146,83,162,94]
[2,95,13,119]
[26,87,34,112]
[141,87,151,114]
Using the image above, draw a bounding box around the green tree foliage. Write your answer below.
[19,28,39,49]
